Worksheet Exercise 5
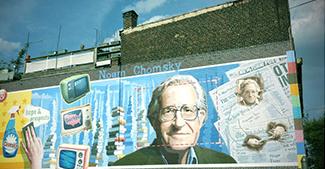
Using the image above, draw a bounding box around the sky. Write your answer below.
[0,0,324,119]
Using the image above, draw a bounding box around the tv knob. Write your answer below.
[78,159,82,164]
[78,152,83,158]
[85,120,91,128]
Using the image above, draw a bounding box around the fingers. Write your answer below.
[22,141,27,153]
[30,126,37,143]
[36,138,44,155]
[39,138,44,156]
[26,126,42,153]
[26,126,30,144]
[22,141,29,155]
[274,130,283,137]
[37,138,42,147]
[27,126,39,146]
[23,125,44,168]
[27,127,35,149]
[22,142,32,162]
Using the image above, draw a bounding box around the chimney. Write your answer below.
[123,10,138,29]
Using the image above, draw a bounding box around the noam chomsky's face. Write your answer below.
[157,84,205,152]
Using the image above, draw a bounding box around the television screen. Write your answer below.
[63,109,83,130]
[74,77,89,97]
[59,150,77,169]
[60,74,90,104]
[67,81,75,98]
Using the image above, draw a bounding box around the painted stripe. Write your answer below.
[297,155,304,169]
[286,50,295,62]
[293,107,302,119]
[291,96,301,107]
[295,130,304,142]
[296,142,306,154]
[288,62,297,73]
[286,51,306,160]
[288,74,297,84]
[290,84,299,96]
[294,119,303,130]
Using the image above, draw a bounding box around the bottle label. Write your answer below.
[3,134,18,155]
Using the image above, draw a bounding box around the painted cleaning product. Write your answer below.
[2,106,20,158]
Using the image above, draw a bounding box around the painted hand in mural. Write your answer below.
[270,125,287,140]
[267,122,287,140]
[22,126,43,169]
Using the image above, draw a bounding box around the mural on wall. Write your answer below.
[0,54,302,168]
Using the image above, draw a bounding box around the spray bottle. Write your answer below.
[2,105,20,158]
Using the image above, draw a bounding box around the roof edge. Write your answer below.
[121,0,247,35]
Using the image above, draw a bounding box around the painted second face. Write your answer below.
[242,83,259,105]
[158,84,204,152]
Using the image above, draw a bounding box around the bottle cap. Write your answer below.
[8,105,20,115]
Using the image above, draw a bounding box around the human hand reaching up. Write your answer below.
[22,126,44,169]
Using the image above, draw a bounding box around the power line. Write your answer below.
[290,0,317,9]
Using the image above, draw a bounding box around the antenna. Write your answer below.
[94,28,98,47]
[16,32,43,74]
[55,25,62,69]
[26,32,30,52]
[56,25,62,53]
[24,32,43,55]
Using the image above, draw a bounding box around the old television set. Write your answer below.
[61,104,92,136]
[57,144,90,169]
[60,74,90,104]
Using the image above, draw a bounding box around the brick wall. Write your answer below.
[120,0,290,64]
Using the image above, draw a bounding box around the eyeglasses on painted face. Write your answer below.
[159,104,200,122]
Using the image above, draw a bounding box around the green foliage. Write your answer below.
[304,114,324,169]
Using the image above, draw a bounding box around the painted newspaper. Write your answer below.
[210,56,297,163]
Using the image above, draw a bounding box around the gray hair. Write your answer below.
[147,75,208,127]
[239,78,261,96]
